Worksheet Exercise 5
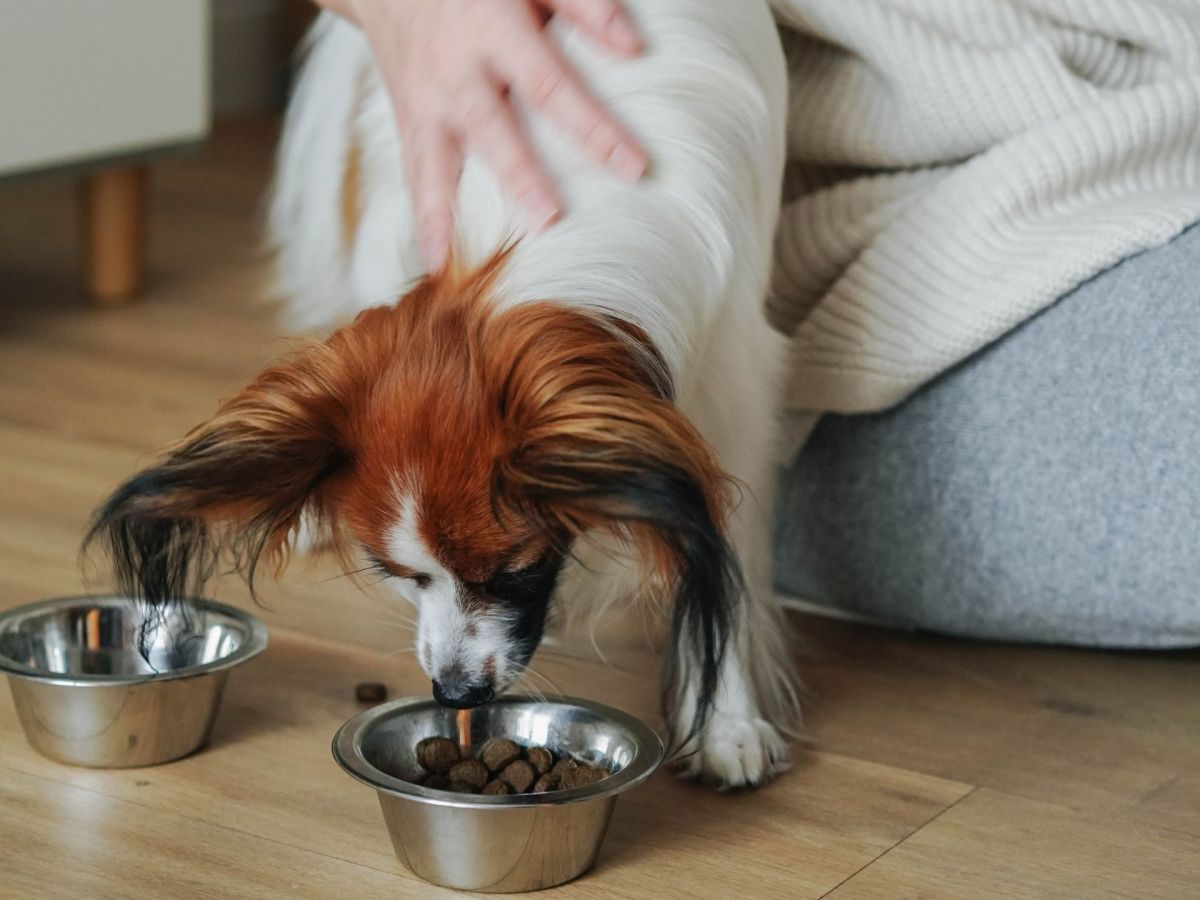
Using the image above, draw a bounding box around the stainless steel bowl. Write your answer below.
[0,594,268,768]
[334,695,664,893]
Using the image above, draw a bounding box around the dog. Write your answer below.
[88,0,797,788]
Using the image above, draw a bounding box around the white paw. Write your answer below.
[676,715,791,790]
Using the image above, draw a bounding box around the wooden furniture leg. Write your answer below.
[79,165,148,305]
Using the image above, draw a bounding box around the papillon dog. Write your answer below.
[88,0,797,788]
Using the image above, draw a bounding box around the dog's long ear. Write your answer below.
[84,342,352,612]
[491,304,739,740]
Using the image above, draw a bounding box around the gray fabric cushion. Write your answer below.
[773,223,1200,647]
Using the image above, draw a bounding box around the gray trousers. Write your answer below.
[773,224,1200,648]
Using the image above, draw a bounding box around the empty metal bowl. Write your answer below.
[0,594,267,768]
[334,694,664,893]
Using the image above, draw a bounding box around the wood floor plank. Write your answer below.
[825,787,1200,900]
[0,763,453,900]
[797,615,1200,826]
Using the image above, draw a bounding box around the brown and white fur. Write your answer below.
[88,0,797,788]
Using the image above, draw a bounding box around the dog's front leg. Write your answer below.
[670,483,798,789]
[672,648,791,789]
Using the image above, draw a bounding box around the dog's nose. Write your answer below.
[431,670,495,709]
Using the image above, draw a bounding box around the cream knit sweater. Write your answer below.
[768,0,1200,418]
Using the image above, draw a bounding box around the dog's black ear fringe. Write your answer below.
[82,473,220,661]
[82,461,324,660]
[513,459,740,750]
[86,475,210,602]
[618,464,740,752]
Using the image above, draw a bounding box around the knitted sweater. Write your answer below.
[767,0,1200,416]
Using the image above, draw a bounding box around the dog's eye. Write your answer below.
[365,552,431,589]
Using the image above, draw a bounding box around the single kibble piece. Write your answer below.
[499,759,536,793]
[550,757,578,778]
[525,746,554,776]
[448,759,489,790]
[481,779,512,796]
[448,779,480,794]
[416,737,460,775]
[532,773,559,793]
[478,737,522,773]
[421,773,451,790]
[559,764,608,790]
[354,682,387,704]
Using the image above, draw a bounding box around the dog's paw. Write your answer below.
[676,715,790,790]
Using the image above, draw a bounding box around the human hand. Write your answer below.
[321,0,650,268]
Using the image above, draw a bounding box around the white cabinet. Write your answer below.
[0,1,211,303]
[0,0,210,177]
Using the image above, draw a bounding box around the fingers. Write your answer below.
[454,78,563,232]
[403,126,464,270]
[364,20,464,270]
[497,15,649,181]
[356,0,649,257]
[541,0,643,55]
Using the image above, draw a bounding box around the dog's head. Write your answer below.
[87,257,737,725]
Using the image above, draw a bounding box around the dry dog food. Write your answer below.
[526,746,553,775]
[354,682,388,704]
[498,759,536,793]
[414,737,610,795]
[447,759,489,790]
[415,737,460,775]
[478,737,522,773]
[559,764,607,790]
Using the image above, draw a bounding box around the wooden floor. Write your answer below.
[2,122,1198,898]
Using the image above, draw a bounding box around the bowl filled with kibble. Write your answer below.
[333,694,663,892]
